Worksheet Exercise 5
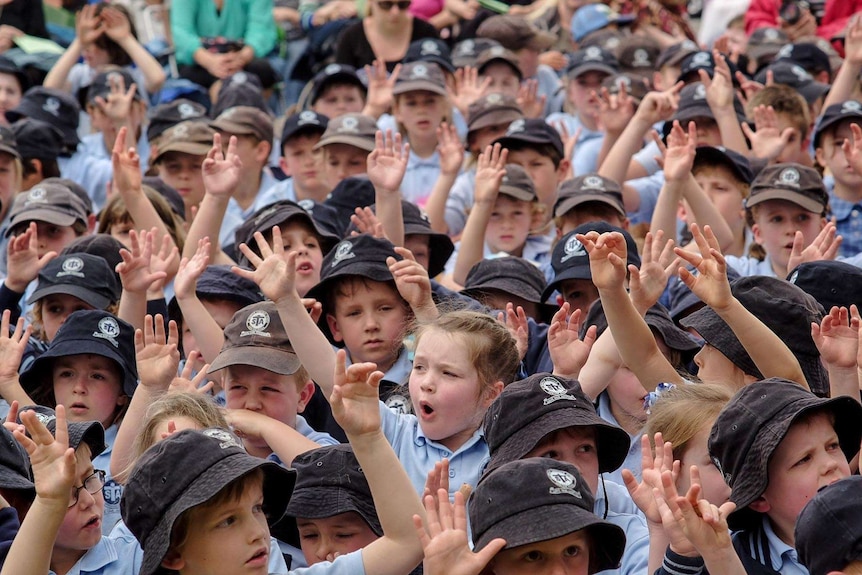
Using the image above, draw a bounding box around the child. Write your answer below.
[145,99,207,156]
[0,57,24,125]
[313,113,377,192]
[460,257,556,322]
[813,101,862,257]
[11,119,64,192]
[97,186,187,252]
[391,61,451,205]
[417,458,626,575]
[795,475,862,575]
[708,378,862,570]
[553,174,629,236]
[725,163,831,278]
[744,84,814,166]
[476,47,522,99]
[259,111,330,205]
[305,64,367,119]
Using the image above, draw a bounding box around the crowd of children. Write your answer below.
[0,1,862,575]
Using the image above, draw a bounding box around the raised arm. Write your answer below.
[367,130,408,247]
[0,311,35,407]
[822,14,862,110]
[100,6,166,94]
[42,6,101,92]
[117,229,169,331]
[424,123,464,235]
[174,238,226,364]
[700,52,748,155]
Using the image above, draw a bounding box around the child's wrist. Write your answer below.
[3,278,26,294]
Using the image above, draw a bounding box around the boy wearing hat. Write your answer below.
[753,63,828,122]
[460,257,557,322]
[313,113,377,192]
[795,475,862,575]
[146,99,207,152]
[305,64,366,119]
[476,47,523,100]
[11,119,64,192]
[708,378,862,572]
[553,174,629,236]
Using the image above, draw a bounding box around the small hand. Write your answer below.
[330,349,384,438]
[473,143,507,204]
[111,127,142,195]
[0,310,31,383]
[233,227,297,303]
[597,84,635,136]
[5,223,57,293]
[168,351,214,394]
[843,14,862,66]
[363,60,400,117]
[366,130,409,193]
[349,207,388,240]
[225,409,273,442]
[635,82,683,125]
[15,406,77,506]
[630,231,679,314]
[549,304,597,378]
[812,306,860,370]
[741,105,796,162]
[621,433,679,525]
[517,79,546,119]
[75,4,103,46]
[116,228,167,294]
[578,231,628,291]
[174,238,211,300]
[787,221,842,272]
[134,315,180,390]
[94,74,136,125]
[841,123,862,176]
[699,50,734,112]
[661,120,697,182]
[387,247,433,314]
[202,133,243,198]
[422,458,451,499]
[100,6,133,42]
[447,66,491,117]
[148,233,180,294]
[674,224,733,312]
[436,122,465,177]
[496,303,528,361]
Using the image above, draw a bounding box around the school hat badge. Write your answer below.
[744,163,827,215]
[122,428,296,575]
[470,458,626,570]
[708,378,862,530]
[19,310,139,398]
[483,373,630,474]
[5,182,90,236]
[795,476,862,575]
[28,253,121,310]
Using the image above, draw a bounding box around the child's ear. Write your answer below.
[326,314,344,343]
[556,158,571,185]
[161,549,185,571]
[254,140,272,164]
[748,495,771,513]
[814,146,826,168]
[279,156,291,176]
[296,379,315,413]
[482,380,505,406]
[87,213,97,234]
[116,394,129,409]
[751,223,762,245]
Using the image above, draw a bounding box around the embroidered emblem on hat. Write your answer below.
[842,101,862,114]
[411,64,429,79]
[43,97,61,117]
[253,206,278,227]
[170,123,190,140]
[58,256,85,278]
[632,48,651,67]
[459,40,475,54]
[691,52,711,66]
[582,175,605,190]
[788,270,799,284]
[681,40,697,51]
[584,46,603,61]
[506,119,526,135]
[778,167,800,187]
[331,241,356,267]
[203,428,244,449]
[486,93,503,105]
[712,455,732,485]
[614,76,632,92]
[338,116,359,133]
[421,40,440,55]
[764,28,779,41]
[547,469,582,497]
[489,46,506,57]
[33,411,55,427]
[693,84,707,101]
[419,208,430,222]
[241,310,272,337]
[298,110,319,125]
[232,71,248,84]
[539,376,577,405]
[298,199,315,213]
[385,394,410,414]
[26,187,47,204]
[219,107,238,120]
[94,317,120,348]
[177,103,197,119]
[325,63,342,75]
[790,65,811,82]
[776,44,793,59]
[560,236,587,263]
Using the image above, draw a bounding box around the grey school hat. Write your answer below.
[796,476,862,575]
[499,164,536,201]
[151,120,215,164]
[208,301,303,376]
[147,99,207,143]
[6,182,89,235]
[554,174,626,219]
[211,106,274,144]
[483,373,630,474]
[709,378,862,530]
[467,93,523,134]
[0,423,33,492]
[745,163,828,214]
[313,113,377,152]
[469,458,626,571]
[122,428,295,575]
[392,61,448,97]
[28,253,121,310]
[16,405,106,460]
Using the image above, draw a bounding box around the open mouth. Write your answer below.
[85,516,100,528]
[420,401,434,415]
[296,261,314,273]
[246,547,268,565]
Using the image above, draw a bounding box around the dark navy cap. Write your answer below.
[322,176,377,238]
[6,87,80,150]
[788,260,862,313]
[147,99,208,143]
[813,100,862,147]
[451,38,501,68]
[693,145,754,183]
[796,476,862,575]
[142,176,186,219]
[307,64,366,108]
[278,110,329,144]
[61,234,125,281]
[212,71,268,118]
[461,256,556,319]
[405,38,455,74]
[11,118,62,161]
[566,46,619,79]
[755,61,830,105]
[677,51,715,82]
[774,42,831,75]
[29,253,121,310]
[494,118,565,158]
[0,423,33,492]
[655,39,698,69]
[83,68,145,107]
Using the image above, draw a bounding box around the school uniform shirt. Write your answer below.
[226,169,281,224]
[828,193,862,258]
[58,152,114,214]
[543,113,604,177]
[256,178,298,211]
[93,424,123,536]
[400,149,443,206]
[759,516,808,575]
[219,210,245,250]
[376,110,468,145]
[444,166,476,236]
[534,65,562,118]
[723,255,781,278]
[0,506,19,570]
[292,550,366,575]
[595,485,650,575]
[597,392,643,485]
[0,209,13,277]
[728,515,807,575]
[379,401,488,498]
[47,535,144,575]
[443,234,552,277]
[79,131,152,175]
[632,138,663,176]
[345,346,414,414]
[625,171,664,226]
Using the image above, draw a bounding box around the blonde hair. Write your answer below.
[643,383,732,462]
[97,185,187,253]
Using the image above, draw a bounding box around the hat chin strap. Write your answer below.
[600,473,609,519]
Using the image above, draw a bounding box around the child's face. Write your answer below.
[404,234,430,272]
[11,221,80,259]
[816,121,862,188]
[489,529,591,575]
[0,153,16,216]
[480,64,521,98]
[182,298,243,373]
[224,365,312,433]
[323,144,368,190]
[555,279,599,320]
[409,329,499,451]
[479,290,541,322]
[687,117,722,147]
[222,134,269,174]
[691,166,746,233]
[751,199,825,273]
[40,294,96,342]
[169,477,270,575]
[755,411,849,544]
[772,113,808,165]
[0,73,21,119]
[56,445,103,559]
[313,84,365,119]
[327,280,408,371]
[393,91,447,140]
[280,134,327,200]
[52,354,125,428]
[109,219,134,248]
[677,423,732,506]
[524,427,600,495]
[81,43,111,68]
[506,148,565,217]
[486,195,532,256]
[469,122,513,155]
[275,220,324,297]
[156,152,206,212]
[296,512,379,565]
[567,72,607,121]
[693,343,749,391]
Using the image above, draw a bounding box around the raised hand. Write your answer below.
[350,207,388,239]
[363,60,400,118]
[844,14,862,66]
[553,121,581,172]
[630,231,679,313]
[111,127,142,195]
[841,123,862,175]
[437,122,465,177]
[597,84,635,136]
[95,74,136,125]
[168,351,214,394]
[448,66,491,117]
[202,133,242,198]
[5,223,56,293]
[473,143,507,204]
[15,406,77,506]
[741,105,797,161]
[662,120,697,182]
[174,238,211,300]
[674,224,733,312]
[116,228,167,294]
[387,247,434,317]
[700,50,735,112]
[622,433,680,524]
[423,458,451,499]
[517,79,546,119]
[549,304,597,378]
[578,231,628,291]
[75,4,103,47]
[413,489,505,575]
[100,6,133,42]
[148,233,180,293]
[635,82,683,126]
[367,130,409,193]
[330,349,383,438]
[787,221,842,271]
[233,227,296,303]
[0,310,31,384]
[812,306,860,370]
[135,315,180,390]
[496,303,528,361]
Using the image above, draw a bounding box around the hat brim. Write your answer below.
[468,109,524,134]
[210,119,259,137]
[138,457,295,575]
[796,82,830,105]
[28,284,113,310]
[681,307,759,377]
[403,227,454,279]
[646,309,701,353]
[0,143,20,160]
[392,81,448,97]
[310,73,367,105]
[745,189,825,213]
[567,64,617,78]
[498,184,535,202]
[208,346,303,376]
[153,142,212,163]
[542,266,593,302]
[693,147,753,184]
[0,468,34,492]
[7,209,79,236]
[67,419,107,458]
[554,194,626,219]
[286,485,383,536]
[314,135,376,152]
[473,502,626,571]
[494,134,563,158]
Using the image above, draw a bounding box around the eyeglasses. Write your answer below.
[69,470,106,508]
[378,1,411,10]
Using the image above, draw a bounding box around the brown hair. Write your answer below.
[413,310,520,392]
[643,383,732,462]
[224,364,312,394]
[97,186,187,253]
[92,3,137,67]
[30,299,120,343]
[745,85,811,140]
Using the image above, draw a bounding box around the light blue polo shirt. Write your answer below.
[761,516,808,575]
[47,534,143,575]
[444,166,476,236]
[226,170,281,224]
[93,424,122,536]
[597,392,643,486]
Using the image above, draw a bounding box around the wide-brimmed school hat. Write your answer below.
[147,99,208,143]
[6,182,89,235]
[795,476,862,575]
[813,100,862,147]
[0,124,18,159]
[167,265,263,327]
[466,93,522,134]
[16,405,106,460]
[709,378,862,530]
[477,15,555,51]
[19,310,139,397]
[287,444,382,535]
[484,373,630,474]
[744,163,828,213]
[61,234,125,281]
[405,38,455,74]
[211,106,274,144]
[494,118,564,158]
[788,260,862,312]
[666,83,745,136]
[11,118,62,161]
[693,145,754,184]
[755,61,830,105]
[566,46,619,79]
[554,174,626,219]
[570,3,635,43]
[392,62,448,97]
[6,87,80,149]
[322,176,377,237]
[475,46,522,79]
[470,458,626,571]
[542,223,640,302]
[151,120,215,164]
[452,38,501,68]
[28,253,120,310]
[584,299,700,358]
[399,201,453,278]
[313,113,377,152]
[461,257,557,320]
[682,276,829,396]
[122,428,295,575]
[0,424,33,492]
[208,301,303,376]
[278,110,328,143]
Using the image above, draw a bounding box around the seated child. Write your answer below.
[476,48,522,99]
[0,423,33,569]
[10,119,64,192]
[258,111,330,205]
[795,475,862,575]
[709,378,862,572]
[553,174,629,236]
[460,256,556,323]
[313,113,377,192]
[744,84,813,166]
[305,64,367,119]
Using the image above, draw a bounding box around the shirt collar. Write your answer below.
[828,194,861,221]
[761,515,801,574]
